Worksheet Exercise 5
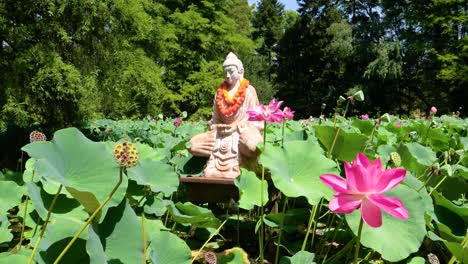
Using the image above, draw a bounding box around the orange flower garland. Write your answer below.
[216,78,249,116]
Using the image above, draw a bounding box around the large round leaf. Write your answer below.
[279,250,315,264]
[398,142,437,176]
[22,128,128,222]
[345,184,427,262]
[260,140,338,205]
[126,158,179,196]
[313,125,368,161]
[167,202,220,228]
[234,168,268,210]
[0,181,25,243]
[147,220,191,264]
[86,200,143,264]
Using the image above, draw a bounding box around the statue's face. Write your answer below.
[223,65,240,85]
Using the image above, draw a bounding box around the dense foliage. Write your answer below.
[0,0,466,167]
[0,112,466,263]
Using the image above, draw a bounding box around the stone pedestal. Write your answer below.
[179,177,239,203]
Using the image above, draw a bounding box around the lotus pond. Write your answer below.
[0,113,467,264]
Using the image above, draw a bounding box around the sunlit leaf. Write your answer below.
[346,184,427,262]
[234,169,268,210]
[260,140,338,205]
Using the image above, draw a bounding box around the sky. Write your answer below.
[248,0,299,11]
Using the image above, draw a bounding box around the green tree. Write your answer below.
[276,1,352,118]
[252,0,285,81]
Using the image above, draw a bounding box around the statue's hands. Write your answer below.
[214,123,237,135]
[189,130,215,157]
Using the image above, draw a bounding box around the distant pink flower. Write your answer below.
[282,107,294,120]
[395,122,401,127]
[320,153,409,228]
[430,106,437,115]
[360,114,369,120]
[247,99,284,123]
[173,118,182,127]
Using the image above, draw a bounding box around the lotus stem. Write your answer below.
[302,202,318,251]
[258,121,267,264]
[190,219,227,264]
[142,213,147,264]
[281,121,285,147]
[18,195,29,251]
[429,154,464,196]
[353,218,364,264]
[28,184,63,264]
[54,167,123,264]
[274,196,288,264]
[18,169,36,251]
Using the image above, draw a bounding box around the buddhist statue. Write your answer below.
[189,52,263,178]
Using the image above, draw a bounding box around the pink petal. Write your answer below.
[329,194,362,214]
[370,157,383,171]
[368,194,409,220]
[268,99,284,112]
[346,163,374,193]
[355,153,370,167]
[375,168,406,193]
[344,161,359,193]
[361,198,382,227]
[320,174,348,193]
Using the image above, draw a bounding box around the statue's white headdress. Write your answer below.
[223,52,243,70]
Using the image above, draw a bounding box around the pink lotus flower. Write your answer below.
[360,114,369,120]
[173,118,182,127]
[282,107,294,120]
[320,153,409,228]
[247,99,284,123]
[395,122,401,127]
[430,106,437,115]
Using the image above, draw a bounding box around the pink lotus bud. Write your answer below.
[430,106,437,115]
[173,118,182,127]
[360,114,369,120]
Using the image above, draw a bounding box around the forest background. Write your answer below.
[0,0,467,167]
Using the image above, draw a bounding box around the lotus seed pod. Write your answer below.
[29,131,47,142]
[390,152,401,167]
[113,142,139,168]
[426,253,440,264]
[204,251,217,264]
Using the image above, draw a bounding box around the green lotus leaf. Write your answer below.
[143,193,171,217]
[0,181,25,242]
[427,127,450,151]
[234,168,268,210]
[345,184,427,262]
[313,125,368,161]
[376,144,397,167]
[147,219,191,264]
[432,191,467,238]
[167,202,220,228]
[0,180,25,217]
[260,140,338,205]
[0,250,32,263]
[444,241,468,263]
[264,208,309,233]
[398,142,437,176]
[375,126,397,146]
[218,247,250,264]
[126,157,179,196]
[279,250,316,264]
[407,256,425,264]
[21,128,128,222]
[86,200,143,264]
[352,119,375,136]
[31,207,89,264]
